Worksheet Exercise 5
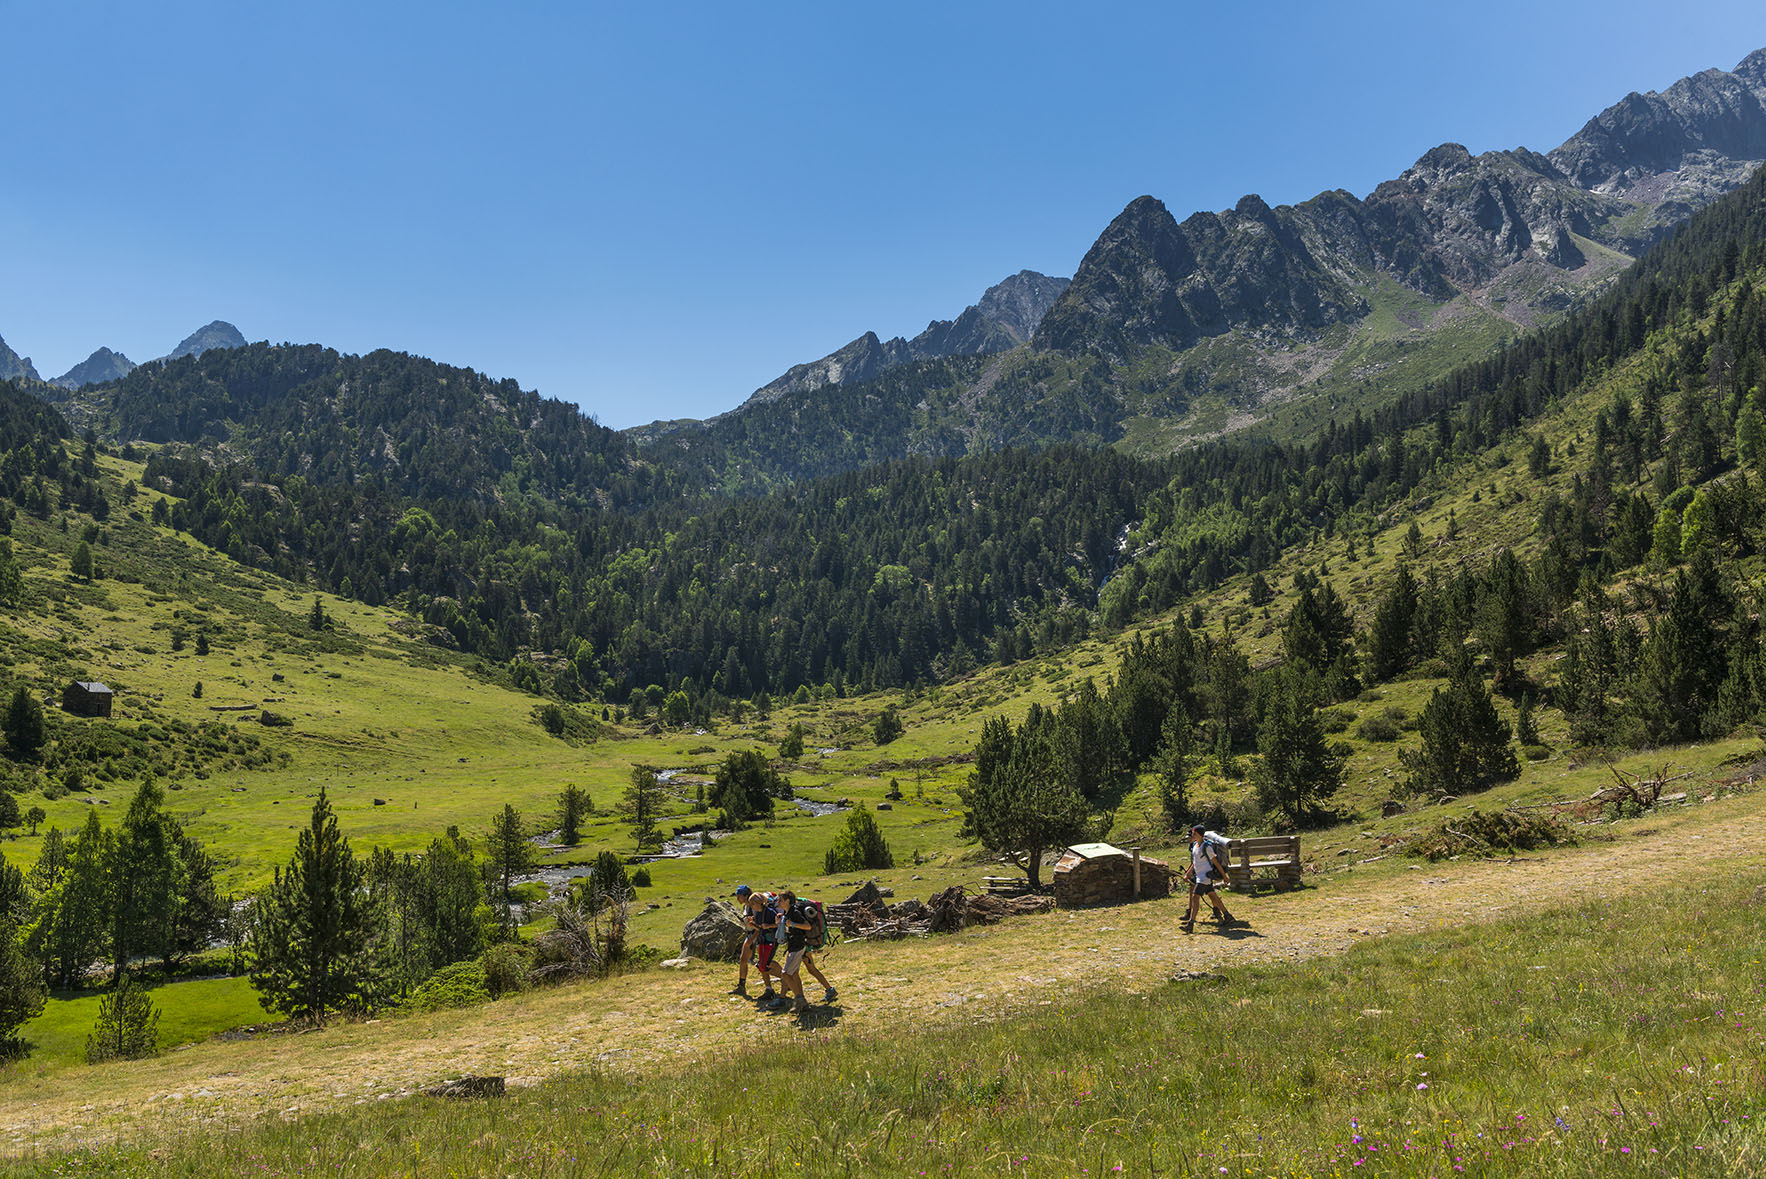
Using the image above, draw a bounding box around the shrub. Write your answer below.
[872,707,904,746]
[1356,715,1400,742]
[404,961,489,1011]
[259,711,293,728]
[481,943,532,999]
[85,978,161,1063]
[823,806,894,874]
[630,867,652,887]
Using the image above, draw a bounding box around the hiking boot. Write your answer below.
[1219,914,1242,929]
[823,986,837,1003]
[793,1000,811,1015]
[1179,919,1195,934]
[759,988,776,1002]
[731,981,748,996]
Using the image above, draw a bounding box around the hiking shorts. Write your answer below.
[757,943,777,972]
[782,948,805,976]
[1191,878,1218,896]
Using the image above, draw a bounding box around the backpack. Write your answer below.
[801,899,827,950]
[1202,832,1232,877]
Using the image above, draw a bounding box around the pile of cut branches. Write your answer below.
[1404,808,1577,862]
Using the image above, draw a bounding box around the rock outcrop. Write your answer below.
[679,898,747,960]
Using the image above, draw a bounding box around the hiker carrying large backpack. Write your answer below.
[1181,824,1243,933]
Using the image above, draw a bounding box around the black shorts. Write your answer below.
[1191,879,1218,896]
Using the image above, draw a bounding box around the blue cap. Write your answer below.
[734,884,752,898]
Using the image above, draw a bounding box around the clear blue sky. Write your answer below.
[4,1,1764,428]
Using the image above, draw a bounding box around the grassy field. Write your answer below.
[12,853,1764,1176]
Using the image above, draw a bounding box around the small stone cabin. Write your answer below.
[1051,842,1175,908]
[61,681,114,718]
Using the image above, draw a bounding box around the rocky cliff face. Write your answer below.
[745,270,1068,404]
[1037,48,1766,363]
[53,347,136,389]
[0,335,40,384]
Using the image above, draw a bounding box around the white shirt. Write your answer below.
[1191,838,1221,882]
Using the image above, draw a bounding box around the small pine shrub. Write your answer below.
[404,961,489,1011]
[1356,715,1400,742]
[86,978,161,1063]
[823,806,894,874]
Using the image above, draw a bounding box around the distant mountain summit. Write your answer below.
[1036,48,1766,365]
[53,347,136,389]
[742,270,1069,406]
[161,321,246,362]
[0,335,40,383]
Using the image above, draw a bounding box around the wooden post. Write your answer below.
[1132,848,1142,898]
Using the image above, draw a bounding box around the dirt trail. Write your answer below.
[6,795,1765,1154]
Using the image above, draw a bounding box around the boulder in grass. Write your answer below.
[679,898,748,960]
[842,880,885,906]
[425,1075,505,1099]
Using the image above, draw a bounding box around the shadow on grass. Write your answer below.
[794,1002,844,1030]
[1214,926,1263,941]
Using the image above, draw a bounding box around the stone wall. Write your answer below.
[1052,853,1174,908]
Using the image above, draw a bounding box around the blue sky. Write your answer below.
[4,1,1765,428]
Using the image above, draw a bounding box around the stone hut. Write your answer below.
[1051,842,1175,908]
[61,681,114,718]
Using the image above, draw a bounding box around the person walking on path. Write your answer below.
[1181,824,1242,933]
[751,890,782,1001]
[772,888,816,1015]
[731,885,764,997]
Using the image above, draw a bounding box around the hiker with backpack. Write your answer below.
[731,885,778,998]
[771,888,823,1015]
[795,894,836,1005]
[736,886,786,1002]
[1182,824,1243,933]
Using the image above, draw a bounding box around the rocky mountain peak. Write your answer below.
[1736,48,1766,87]
[739,272,1069,408]
[162,321,246,362]
[973,270,1071,343]
[0,334,39,384]
[52,347,137,389]
[1549,50,1766,193]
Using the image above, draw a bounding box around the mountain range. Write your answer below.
[11,49,1766,489]
[0,320,250,391]
[633,47,1766,470]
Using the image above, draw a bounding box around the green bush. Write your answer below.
[404,962,489,1011]
[481,944,531,999]
[1355,715,1400,742]
[823,806,894,874]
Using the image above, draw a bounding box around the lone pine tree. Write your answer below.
[250,789,378,1026]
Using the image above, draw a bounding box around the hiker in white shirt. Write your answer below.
[1181,824,1242,933]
